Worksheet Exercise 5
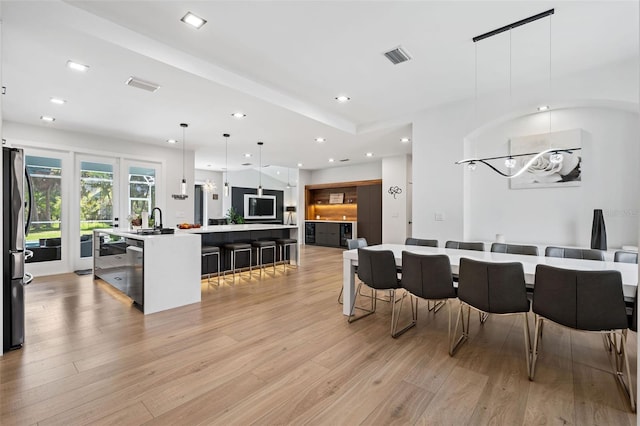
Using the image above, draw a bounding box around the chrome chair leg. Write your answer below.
[522,312,532,379]
[450,303,470,355]
[391,291,417,338]
[348,283,376,323]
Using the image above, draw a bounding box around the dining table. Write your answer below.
[342,244,638,316]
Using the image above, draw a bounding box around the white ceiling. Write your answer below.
[1,1,638,172]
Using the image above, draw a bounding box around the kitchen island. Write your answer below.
[180,224,300,272]
[93,229,201,314]
[93,224,299,313]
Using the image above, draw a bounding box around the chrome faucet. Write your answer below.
[151,207,163,229]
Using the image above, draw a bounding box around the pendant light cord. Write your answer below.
[225,134,228,182]
[548,14,552,138]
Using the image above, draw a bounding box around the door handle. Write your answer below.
[24,272,34,286]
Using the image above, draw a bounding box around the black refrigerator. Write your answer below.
[3,147,32,352]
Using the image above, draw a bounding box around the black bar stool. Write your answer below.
[201,245,221,285]
[252,240,276,276]
[275,238,297,271]
[223,242,252,281]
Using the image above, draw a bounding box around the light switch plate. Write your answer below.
[434,212,445,221]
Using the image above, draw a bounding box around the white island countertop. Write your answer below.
[100,228,200,240]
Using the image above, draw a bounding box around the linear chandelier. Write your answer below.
[455,147,581,178]
[458,9,565,179]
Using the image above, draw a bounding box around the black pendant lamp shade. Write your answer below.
[590,209,607,250]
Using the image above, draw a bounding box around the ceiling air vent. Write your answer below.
[241,162,252,166]
[125,76,160,93]
[383,46,412,65]
[339,159,350,162]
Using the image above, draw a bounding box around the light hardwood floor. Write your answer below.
[1,245,636,425]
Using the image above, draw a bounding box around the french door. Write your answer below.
[73,155,118,271]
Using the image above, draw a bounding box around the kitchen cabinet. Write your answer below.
[304,221,357,248]
[357,184,382,245]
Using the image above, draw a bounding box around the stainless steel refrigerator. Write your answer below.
[3,147,33,352]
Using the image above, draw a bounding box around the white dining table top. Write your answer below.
[343,244,638,300]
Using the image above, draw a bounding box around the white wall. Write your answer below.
[194,169,224,220]
[467,107,639,248]
[411,58,640,248]
[310,161,381,184]
[411,100,468,244]
[382,155,410,244]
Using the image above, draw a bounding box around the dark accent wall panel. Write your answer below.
[231,186,285,224]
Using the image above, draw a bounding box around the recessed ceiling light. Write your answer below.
[328,158,335,163]
[537,105,549,112]
[297,163,303,167]
[66,60,89,72]
[167,139,178,144]
[40,116,55,122]
[400,137,411,143]
[366,152,373,157]
[231,112,246,118]
[276,171,280,175]
[335,95,351,103]
[49,97,66,105]
[244,153,252,158]
[181,12,207,29]
[315,137,325,143]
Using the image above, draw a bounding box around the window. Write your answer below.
[129,166,156,216]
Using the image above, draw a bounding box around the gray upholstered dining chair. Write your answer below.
[405,237,438,247]
[450,258,532,377]
[339,238,369,304]
[396,251,456,339]
[614,250,638,264]
[491,243,539,256]
[445,240,485,251]
[348,248,402,337]
[531,265,635,412]
[544,246,604,261]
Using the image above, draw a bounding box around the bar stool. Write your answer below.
[275,238,297,271]
[201,245,221,285]
[223,242,252,281]
[252,240,276,276]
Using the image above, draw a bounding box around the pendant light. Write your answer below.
[223,133,230,197]
[257,141,264,197]
[172,123,189,200]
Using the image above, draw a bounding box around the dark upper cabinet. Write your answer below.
[357,184,382,245]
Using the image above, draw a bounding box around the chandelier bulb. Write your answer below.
[468,161,477,171]
[505,157,517,169]
[224,181,229,197]
[549,152,563,164]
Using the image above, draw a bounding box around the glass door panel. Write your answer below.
[25,155,63,263]
[79,161,114,258]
